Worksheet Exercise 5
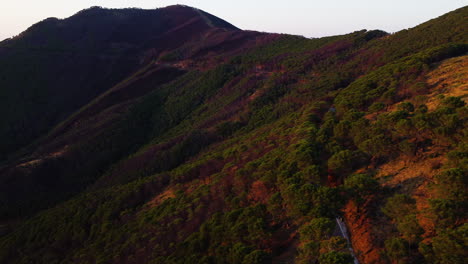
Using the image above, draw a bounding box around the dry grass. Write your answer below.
[147,187,176,208]
[426,55,468,110]
[376,153,446,237]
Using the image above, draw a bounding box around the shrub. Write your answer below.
[441,96,465,108]
[242,250,271,264]
[430,224,468,264]
[369,102,386,112]
[397,214,424,244]
[320,236,348,253]
[429,199,464,228]
[398,140,417,156]
[299,218,335,241]
[433,168,467,201]
[398,102,415,112]
[344,173,380,202]
[318,251,354,264]
[385,237,410,264]
[327,150,365,174]
[382,194,416,220]
[296,241,320,264]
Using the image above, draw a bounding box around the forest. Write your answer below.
[0,4,466,264]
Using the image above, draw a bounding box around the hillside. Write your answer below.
[0,5,241,162]
[0,5,467,264]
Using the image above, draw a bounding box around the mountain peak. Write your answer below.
[4,5,239,50]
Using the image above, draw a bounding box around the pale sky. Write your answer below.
[1,0,466,41]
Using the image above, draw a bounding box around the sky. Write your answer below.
[1,0,466,41]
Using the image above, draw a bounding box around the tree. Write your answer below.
[358,134,391,158]
[369,102,386,112]
[320,236,348,253]
[433,168,467,201]
[299,218,335,241]
[398,102,415,112]
[397,214,424,244]
[296,241,320,264]
[430,224,468,264]
[319,251,354,264]
[385,237,410,264]
[229,243,252,264]
[242,250,271,264]
[328,150,361,174]
[344,173,380,203]
[382,194,416,220]
[441,96,465,108]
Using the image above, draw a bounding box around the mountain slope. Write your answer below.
[0,5,240,162]
[0,5,467,264]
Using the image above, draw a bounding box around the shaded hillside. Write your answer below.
[0,5,277,221]
[0,5,467,264]
[0,5,240,162]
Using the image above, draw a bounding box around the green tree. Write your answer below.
[397,214,424,244]
[319,251,354,264]
[299,218,335,241]
[382,194,416,220]
[344,173,380,201]
[398,102,415,112]
[385,237,410,264]
[242,250,271,264]
[327,150,366,174]
[431,224,468,264]
[433,168,467,201]
[296,241,320,264]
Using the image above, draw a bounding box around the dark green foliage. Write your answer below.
[420,224,468,264]
[385,237,410,264]
[398,140,417,156]
[296,241,320,264]
[433,168,467,201]
[442,96,466,108]
[397,215,424,244]
[382,193,425,255]
[318,251,354,264]
[344,174,380,202]
[327,150,367,174]
[299,218,335,241]
[369,102,386,112]
[398,102,415,112]
[266,192,283,217]
[429,199,464,229]
[431,224,468,264]
[382,194,416,220]
[429,168,467,228]
[170,204,273,263]
[296,218,348,263]
[242,250,271,264]
[283,184,344,218]
[216,121,244,138]
[321,236,349,252]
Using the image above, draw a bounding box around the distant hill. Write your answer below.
[0,5,466,264]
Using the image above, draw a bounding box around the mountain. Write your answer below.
[0,5,244,161]
[0,5,467,264]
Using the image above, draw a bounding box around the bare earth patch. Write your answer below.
[376,154,446,236]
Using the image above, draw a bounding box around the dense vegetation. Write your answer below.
[0,5,467,264]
